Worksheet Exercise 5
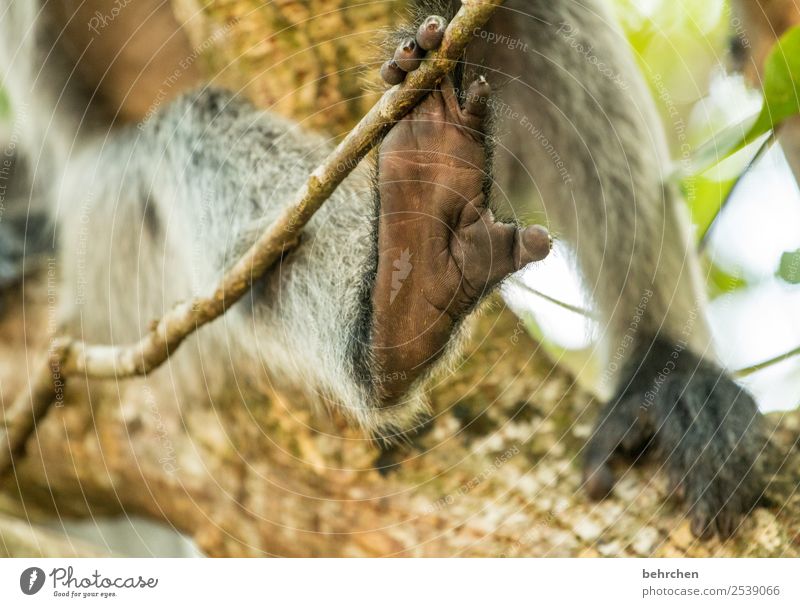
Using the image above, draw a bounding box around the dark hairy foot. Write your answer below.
[583,336,767,539]
[371,14,551,405]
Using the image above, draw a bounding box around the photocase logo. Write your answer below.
[20,567,46,595]
[390,248,413,303]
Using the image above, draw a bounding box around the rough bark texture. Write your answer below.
[1,276,799,557]
[1,0,799,558]
[170,0,412,134]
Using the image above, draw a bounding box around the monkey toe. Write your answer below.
[483,221,551,288]
[455,203,549,295]
[416,15,447,51]
[436,75,493,136]
[381,15,448,85]
[380,60,406,86]
[393,36,425,72]
[689,493,745,540]
[582,394,654,501]
[463,76,492,118]
[584,463,616,501]
[516,224,552,266]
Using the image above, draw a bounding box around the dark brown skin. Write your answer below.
[371,17,551,405]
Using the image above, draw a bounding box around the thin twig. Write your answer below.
[511,276,799,379]
[506,277,598,320]
[734,345,800,378]
[698,129,778,249]
[0,0,505,475]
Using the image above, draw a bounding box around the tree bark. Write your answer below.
[1,0,799,558]
[1,277,798,557]
[170,0,413,134]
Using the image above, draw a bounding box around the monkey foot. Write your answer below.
[370,15,551,405]
[582,336,767,540]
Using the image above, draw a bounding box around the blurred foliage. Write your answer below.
[683,169,739,240]
[610,0,754,295]
[707,257,748,297]
[612,1,800,298]
[685,25,800,290]
[689,26,800,172]
[747,28,800,142]
[778,249,800,284]
[612,0,730,139]
[521,0,800,373]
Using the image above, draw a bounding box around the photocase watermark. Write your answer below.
[0,103,28,219]
[188,187,216,311]
[144,386,180,475]
[74,190,95,306]
[509,315,527,346]
[390,248,412,303]
[641,302,700,411]
[600,288,653,388]
[335,155,363,174]
[472,27,529,52]
[781,250,800,283]
[497,510,557,557]
[21,565,158,598]
[424,444,519,514]
[519,115,573,185]
[730,16,752,52]
[372,370,407,387]
[0,157,10,222]
[454,88,573,185]
[87,0,133,35]
[644,66,697,189]
[556,22,629,91]
[20,567,46,595]
[45,258,65,406]
[137,18,240,130]
[727,2,753,65]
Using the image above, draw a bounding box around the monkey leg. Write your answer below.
[371,15,551,406]
[583,336,767,539]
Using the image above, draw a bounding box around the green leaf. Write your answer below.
[707,262,747,298]
[745,26,800,140]
[685,25,800,176]
[683,172,738,239]
[778,249,800,284]
[684,115,759,176]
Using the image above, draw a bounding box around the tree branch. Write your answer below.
[0,0,505,476]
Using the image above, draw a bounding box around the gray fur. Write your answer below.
[54,88,431,432]
[459,0,713,365]
[0,1,768,528]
